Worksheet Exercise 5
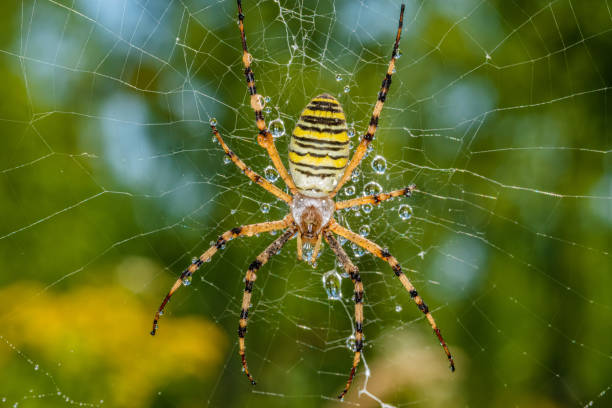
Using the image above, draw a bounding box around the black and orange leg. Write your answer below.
[211,124,292,203]
[324,231,364,400]
[151,215,294,335]
[335,184,416,210]
[236,0,297,195]
[330,4,405,198]
[238,226,297,385]
[328,220,455,372]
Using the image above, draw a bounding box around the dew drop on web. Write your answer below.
[371,155,387,174]
[260,203,270,214]
[268,118,285,138]
[358,224,370,237]
[344,185,355,196]
[322,270,342,300]
[398,204,413,220]
[264,166,279,182]
[363,181,382,196]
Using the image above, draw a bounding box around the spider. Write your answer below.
[151,1,454,399]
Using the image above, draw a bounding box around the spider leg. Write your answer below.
[328,220,455,372]
[336,184,416,210]
[323,231,364,400]
[151,214,294,335]
[330,4,405,198]
[211,124,292,203]
[309,233,323,265]
[238,226,297,385]
[236,0,298,195]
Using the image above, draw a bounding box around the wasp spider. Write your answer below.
[151,1,454,399]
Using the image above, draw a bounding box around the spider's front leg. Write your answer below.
[238,226,297,385]
[329,220,455,372]
[324,231,364,400]
[211,124,292,203]
[236,0,297,195]
[150,215,293,335]
[330,4,406,198]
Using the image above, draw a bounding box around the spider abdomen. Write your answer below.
[289,94,349,197]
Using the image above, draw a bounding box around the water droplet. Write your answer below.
[247,53,253,63]
[347,127,356,138]
[223,156,231,164]
[182,275,192,286]
[394,49,402,59]
[264,96,271,104]
[175,37,180,43]
[358,225,370,237]
[351,243,365,258]
[343,85,350,93]
[398,204,413,220]
[395,305,402,312]
[269,118,285,138]
[371,155,387,174]
[391,67,396,74]
[260,203,270,214]
[264,166,279,182]
[345,334,356,351]
[363,181,382,196]
[351,168,361,181]
[34,364,39,371]
[209,117,217,126]
[264,106,272,114]
[344,185,355,196]
[336,74,342,81]
[322,270,342,300]
[362,203,373,214]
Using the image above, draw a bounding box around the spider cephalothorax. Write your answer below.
[291,194,334,244]
[151,1,454,400]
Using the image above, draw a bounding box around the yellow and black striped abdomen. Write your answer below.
[289,94,349,197]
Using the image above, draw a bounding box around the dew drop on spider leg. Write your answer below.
[394,48,402,59]
[363,181,382,196]
[182,275,193,286]
[268,118,285,139]
[264,166,279,182]
[209,117,217,126]
[371,155,387,174]
[223,156,231,164]
[260,203,270,214]
[322,270,342,300]
[398,204,413,220]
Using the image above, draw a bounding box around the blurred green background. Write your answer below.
[0,0,610,407]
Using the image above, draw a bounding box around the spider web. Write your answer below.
[0,0,611,407]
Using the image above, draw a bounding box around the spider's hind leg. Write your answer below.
[324,231,364,400]
[329,220,455,372]
[151,215,293,335]
[238,226,297,385]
